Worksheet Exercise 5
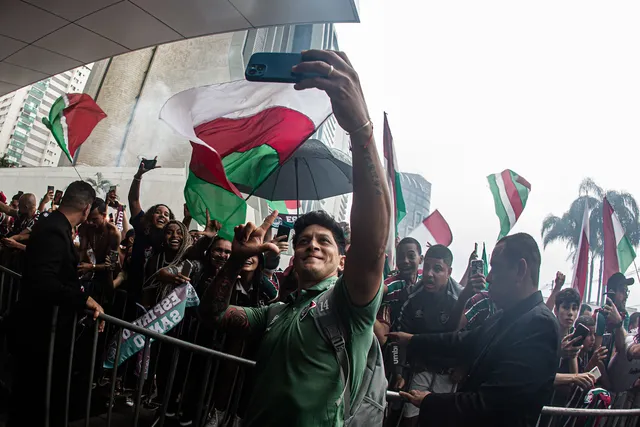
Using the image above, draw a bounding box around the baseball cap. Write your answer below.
[606,272,634,292]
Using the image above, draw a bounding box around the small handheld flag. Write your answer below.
[487,169,531,240]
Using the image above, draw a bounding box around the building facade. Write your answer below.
[68,24,350,222]
[398,172,432,238]
[0,65,91,167]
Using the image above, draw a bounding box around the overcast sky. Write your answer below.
[336,1,640,309]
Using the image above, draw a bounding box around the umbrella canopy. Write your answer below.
[235,139,352,201]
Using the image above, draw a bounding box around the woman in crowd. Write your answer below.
[127,160,175,308]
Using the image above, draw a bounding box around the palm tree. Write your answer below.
[541,178,640,304]
[85,172,114,198]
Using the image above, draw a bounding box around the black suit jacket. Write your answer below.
[407,291,560,427]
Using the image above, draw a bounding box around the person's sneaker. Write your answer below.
[179,419,193,427]
[125,397,134,407]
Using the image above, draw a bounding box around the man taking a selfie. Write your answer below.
[199,49,390,427]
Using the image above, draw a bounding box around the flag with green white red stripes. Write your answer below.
[42,93,106,163]
[487,169,531,240]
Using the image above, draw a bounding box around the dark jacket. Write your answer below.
[8,210,88,356]
[408,291,560,427]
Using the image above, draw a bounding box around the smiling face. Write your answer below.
[153,205,171,229]
[210,238,232,269]
[164,223,183,251]
[293,224,344,285]
[396,242,423,283]
[242,255,259,273]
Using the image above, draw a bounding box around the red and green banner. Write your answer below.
[160,81,331,240]
[42,93,106,162]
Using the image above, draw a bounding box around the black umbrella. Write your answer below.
[235,139,352,214]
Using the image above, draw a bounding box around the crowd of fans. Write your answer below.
[0,50,639,427]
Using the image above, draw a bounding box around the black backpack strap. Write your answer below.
[313,287,352,417]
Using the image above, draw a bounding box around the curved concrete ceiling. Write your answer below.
[0,0,359,96]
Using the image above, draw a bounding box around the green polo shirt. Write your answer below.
[241,275,382,427]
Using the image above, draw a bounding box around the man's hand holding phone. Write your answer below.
[571,372,596,390]
[604,297,623,326]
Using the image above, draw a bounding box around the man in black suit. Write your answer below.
[388,233,560,427]
[8,180,104,427]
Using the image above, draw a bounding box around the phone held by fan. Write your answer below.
[181,261,192,280]
[53,190,63,205]
[571,322,590,347]
[245,52,323,83]
[141,157,157,170]
[276,224,292,240]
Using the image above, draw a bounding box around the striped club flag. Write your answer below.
[571,202,590,300]
[487,169,531,240]
[408,209,453,247]
[603,196,636,282]
[383,113,406,269]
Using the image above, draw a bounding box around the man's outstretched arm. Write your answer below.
[294,50,390,306]
[198,212,279,333]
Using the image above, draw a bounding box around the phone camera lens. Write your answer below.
[256,64,266,71]
[248,69,256,75]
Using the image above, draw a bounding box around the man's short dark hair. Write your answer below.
[12,191,22,202]
[425,244,452,267]
[293,210,346,255]
[61,181,96,211]
[90,197,107,214]
[497,233,541,286]
[398,237,422,255]
[576,315,595,328]
[579,304,592,316]
[555,288,581,310]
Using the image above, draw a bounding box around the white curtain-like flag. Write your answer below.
[571,203,590,301]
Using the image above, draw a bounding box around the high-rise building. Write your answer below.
[69,24,350,222]
[0,65,91,167]
[398,172,432,238]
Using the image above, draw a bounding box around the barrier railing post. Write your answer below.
[157,345,181,427]
[106,326,124,427]
[133,338,152,427]
[193,357,213,427]
[84,319,100,427]
[64,312,78,427]
[44,306,59,427]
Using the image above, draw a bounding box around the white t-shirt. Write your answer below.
[607,332,640,392]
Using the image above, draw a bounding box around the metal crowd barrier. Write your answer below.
[1,262,640,427]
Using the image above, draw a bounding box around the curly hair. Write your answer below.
[141,204,175,235]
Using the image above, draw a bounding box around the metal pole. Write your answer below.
[156,346,181,427]
[106,326,124,427]
[193,358,213,427]
[85,320,101,426]
[295,157,299,217]
[44,307,59,427]
[133,338,152,427]
[87,310,256,367]
[64,312,78,427]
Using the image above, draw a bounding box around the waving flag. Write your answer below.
[383,113,406,268]
[160,81,331,239]
[409,209,453,247]
[42,93,106,162]
[572,202,590,300]
[603,196,636,282]
[487,169,531,240]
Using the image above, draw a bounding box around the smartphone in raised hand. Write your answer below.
[141,158,157,170]
[53,190,63,205]
[245,53,323,83]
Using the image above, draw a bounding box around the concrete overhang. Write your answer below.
[0,0,359,96]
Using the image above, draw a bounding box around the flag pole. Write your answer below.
[632,259,640,286]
